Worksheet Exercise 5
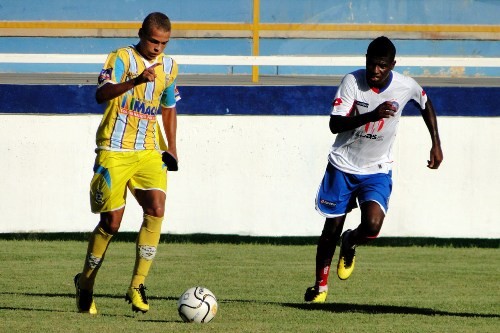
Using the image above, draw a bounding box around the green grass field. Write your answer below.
[0,239,498,333]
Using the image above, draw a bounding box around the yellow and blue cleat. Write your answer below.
[74,273,97,315]
[337,230,356,280]
[304,286,328,303]
[125,284,149,313]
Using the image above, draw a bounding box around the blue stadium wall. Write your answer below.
[0,84,499,117]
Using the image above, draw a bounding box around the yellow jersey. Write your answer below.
[95,45,180,151]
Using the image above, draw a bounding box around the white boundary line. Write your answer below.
[0,54,499,67]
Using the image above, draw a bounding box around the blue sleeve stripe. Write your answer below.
[114,57,125,82]
[161,78,178,108]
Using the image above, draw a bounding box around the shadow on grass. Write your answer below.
[0,291,180,321]
[2,291,498,319]
[0,305,178,321]
[0,291,178,300]
[282,302,500,318]
[0,305,138,319]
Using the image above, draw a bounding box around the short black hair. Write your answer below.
[366,36,396,60]
[142,12,171,34]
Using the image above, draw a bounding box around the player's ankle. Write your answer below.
[318,285,328,292]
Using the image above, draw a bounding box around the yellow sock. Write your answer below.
[131,214,163,287]
[80,226,113,289]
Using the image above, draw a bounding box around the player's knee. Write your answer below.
[99,219,120,235]
[143,206,165,218]
[99,210,124,234]
[361,219,382,238]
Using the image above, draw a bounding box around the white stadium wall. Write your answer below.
[0,114,498,238]
[0,0,498,239]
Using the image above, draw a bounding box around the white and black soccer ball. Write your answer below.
[177,286,218,323]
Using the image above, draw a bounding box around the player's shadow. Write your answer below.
[283,302,500,318]
[3,291,498,320]
[0,291,181,321]
[0,291,178,301]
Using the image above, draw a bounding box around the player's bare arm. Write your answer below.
[329,101,396,134]
[420,97,443,169]
[162,106,178,160]
[95,63,161,104]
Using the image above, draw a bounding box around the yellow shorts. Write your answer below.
[89,150,167,213]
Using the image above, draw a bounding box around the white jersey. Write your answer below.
[329,69,427,175]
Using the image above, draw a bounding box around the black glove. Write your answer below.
[162,151,178,171]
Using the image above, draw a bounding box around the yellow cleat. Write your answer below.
[74,273,97,315]
[125,284,149,313]
[304,286,328,303]
[337,230,356,280]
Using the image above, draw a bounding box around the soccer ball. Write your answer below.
[177,286,218,323]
